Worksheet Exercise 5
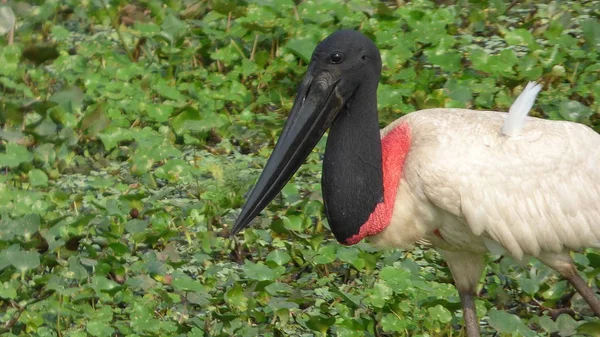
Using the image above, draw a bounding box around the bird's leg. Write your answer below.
[459,291,480,337]
[539,252,600,316]
[564,271,600,315]
[437,250,484,337]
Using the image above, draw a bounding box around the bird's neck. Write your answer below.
[322,85,410,244]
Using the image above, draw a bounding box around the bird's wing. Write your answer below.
[400,109,600,259]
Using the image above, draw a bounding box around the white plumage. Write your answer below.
[373,88,600,260]
[502,81,543,137]
[369,83,600,336]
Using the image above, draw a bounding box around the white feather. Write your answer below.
[502,81,542,137]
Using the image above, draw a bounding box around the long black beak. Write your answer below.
[231,71,348,235]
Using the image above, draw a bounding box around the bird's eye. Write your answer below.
[330,52,344,64]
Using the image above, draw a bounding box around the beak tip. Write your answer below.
[230,217,249,237]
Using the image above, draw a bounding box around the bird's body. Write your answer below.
[371,108,600,260]
[232,30,600,336]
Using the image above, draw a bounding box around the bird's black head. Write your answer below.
[231,30,383,236]
[305,30,382,92]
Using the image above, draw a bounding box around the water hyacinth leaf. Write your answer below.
[33,143,55,164]
[211,44,243,65]
[0,6,15,35]
[49,87,84,114]
[379,266,411,292]
[329,284,361,310]
[445,80,473,107]
[400,258,421,278]
[281,183,300,203]
[518,278,539,295]
[266,250,291,265]
[161,14,188,40]
[265,281,293,296]
[242,261,277,281]
[0,45,20,77]
[50,25,71,40]
[305,315,336,335]
[424,47,461,73]
[20,213,40,238]
[0,247,14,270]
[282,215,303,231]
[153,81,187,102]
[285,37,318,63]
[11,250,40,272]
[144,104,172,123]
[28,169,49,187]
[488,309,536,336]
[313,244,336,265]
[171,108,228,135]
[225,283,248,312]
[134,22,161,35]
[581,19,600,52]
[98,127,134,150]
[556,314,578,335]
[336,246,365,269]
[572,252,589,267]
[86,321,115,337]
[68,256,88,280]
[270,300,295,326]
[155,159,192,181]
[0,143,33,168]
[172,274,205,293]
[587,252,600,268]
[558,100,593,122]
[80,106,111,136]
[577,321,600,335]
[0,77,33,97]
[536,315,558,333]
[91,276,121,294]
[427,304,452,323]
[504,28,535,46]
[0,281,18,299]
[367,282,393,308]
[381,313,408,332]
[108,242,130,256]
[125,219,149,234]
[489,310,520,332]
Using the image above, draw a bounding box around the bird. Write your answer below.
[231,30,600,336]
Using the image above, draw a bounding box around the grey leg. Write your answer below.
[459,291,481,337]
[438,250,484,337]
[539,252,600,316]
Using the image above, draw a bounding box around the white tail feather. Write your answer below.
[502,81,542,137]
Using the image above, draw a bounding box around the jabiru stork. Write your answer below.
[231,30,600,336]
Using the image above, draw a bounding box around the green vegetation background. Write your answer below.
[0,0,599,336]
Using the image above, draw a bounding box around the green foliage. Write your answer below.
[0,0,599,336]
